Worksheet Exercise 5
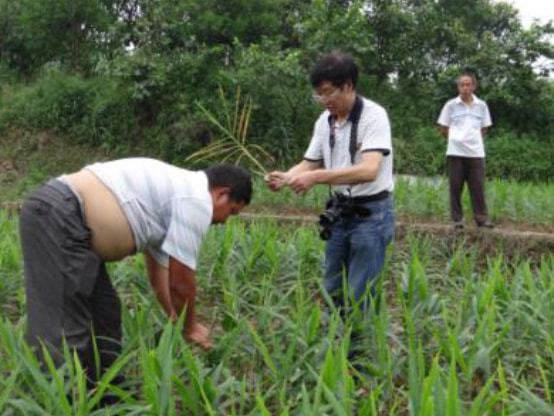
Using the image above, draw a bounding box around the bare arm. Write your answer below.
[481,127,489,137]
[168,258,197,332]
[168,257,211,349]
[144,252,175,319]
[265,159,321,191]
[145,252,211,349]
[287,152,383,194]
[286,159,322,176]
[438,125,448,138]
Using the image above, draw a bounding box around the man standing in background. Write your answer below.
[438,72,493,229]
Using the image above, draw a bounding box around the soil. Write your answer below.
[2,202,552,257]
[245,205,554,234]
[240,206,554,258]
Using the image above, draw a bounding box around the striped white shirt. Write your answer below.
[86,158,212,269]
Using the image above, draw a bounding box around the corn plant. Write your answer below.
[0,214,553,414]
[250,175,554,228]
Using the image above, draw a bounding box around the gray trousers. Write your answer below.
[19,179,122,382]
[447,156,489,225]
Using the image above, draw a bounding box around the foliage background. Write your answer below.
[0,0,552,181]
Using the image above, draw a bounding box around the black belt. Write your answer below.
[350,190,390,204]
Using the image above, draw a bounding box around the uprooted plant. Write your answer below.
[186,88,273,177]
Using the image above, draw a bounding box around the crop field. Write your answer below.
[1,0,552,412]
[0,210,553,415]
[2,176,553,233]
[251,176,554,230]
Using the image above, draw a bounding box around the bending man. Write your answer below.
[20,158,252,381]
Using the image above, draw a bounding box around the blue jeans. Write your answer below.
[323,196,395,308]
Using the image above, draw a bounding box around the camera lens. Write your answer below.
[319,213,333,227]
[319,227,331,240]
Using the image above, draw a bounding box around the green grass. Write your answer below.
[0,127,552,230]
[0,129,110,202]
[250,175,554,229]
[0,214,553,414]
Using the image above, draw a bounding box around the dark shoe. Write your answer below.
[453,221,464,230]
[477,221,494,229]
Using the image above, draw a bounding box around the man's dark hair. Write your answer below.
[310,52,359,89]
[205,164,253,205]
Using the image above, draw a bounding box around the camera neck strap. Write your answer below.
[327,95,364,196]
[327,95,364,166]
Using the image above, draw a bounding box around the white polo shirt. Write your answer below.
[304,96,394,197]
[85,158,213,270]
[437,94,492,158]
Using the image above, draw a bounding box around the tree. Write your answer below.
[0,0,118,75]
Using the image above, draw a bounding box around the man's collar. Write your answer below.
[455,94,478,104]
[328,95,363,125]
[347,95,363,122]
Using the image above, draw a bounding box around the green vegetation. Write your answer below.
[2,135,552,228]
[0,130,109,202]
[1,0,553,180]
[1,1,552,413]
[1,214,553,414]
[393,128,554,183]
[251,176,554,230]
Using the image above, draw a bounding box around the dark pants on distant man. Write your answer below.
[19,179,122,383]
[447,156,489,225]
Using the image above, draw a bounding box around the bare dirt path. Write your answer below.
[239,211,554,257]
[3,201,552,255]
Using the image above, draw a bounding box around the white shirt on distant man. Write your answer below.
[437,94,492,158]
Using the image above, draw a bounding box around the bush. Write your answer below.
[0,70,137,149]
[0,71,90,132]
[0,68,551,183]
[393,126,446,176]
[218,42,318,167]
[486,132,553,182]
[393,126,553,182]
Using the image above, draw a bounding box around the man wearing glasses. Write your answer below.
[266,51,394,316]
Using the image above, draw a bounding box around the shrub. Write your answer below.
[393,126,446,176]
[393,126,552,182]
[0,70,137,149]
[486,131,553,182]
[218,42,318,167]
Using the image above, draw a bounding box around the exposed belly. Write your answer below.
[65,170,136,261]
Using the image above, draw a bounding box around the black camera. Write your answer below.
[318,193,371,240]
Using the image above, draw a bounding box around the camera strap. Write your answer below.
[327,95,364,195]
[328,95,364,165]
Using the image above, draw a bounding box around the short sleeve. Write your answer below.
[160,198,211,270]
[481,102,492,128]
[303,118,326,162]
[437,102,451,127]
[359,106,392,156]
[148,246,169,268]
